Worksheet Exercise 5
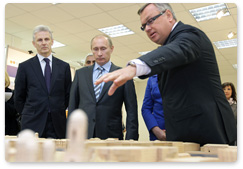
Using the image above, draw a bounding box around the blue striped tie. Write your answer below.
[94,67,104,101]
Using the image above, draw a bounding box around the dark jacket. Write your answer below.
[68,63,138,140]
[14,55,72,138]
[5,88,20,135]
[139,21,237,146]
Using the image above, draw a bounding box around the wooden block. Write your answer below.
[201,144,229,154]
[172,142,184,153]
[183,142,200,152]
[88,146,157,162]
[152,146,178,162]
[165,156,219,162]
[177,153,191,158]
[217,146,237,162]
[5,135,17,139]
[187,151,217,158]
[151,140,174,147]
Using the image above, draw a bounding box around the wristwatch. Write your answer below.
[127,61,137,68]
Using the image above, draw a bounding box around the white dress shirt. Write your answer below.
[37,54,53,76]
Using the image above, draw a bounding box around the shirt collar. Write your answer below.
[37,54,53,63]
[171,22,178,32]
[94,61,111,72]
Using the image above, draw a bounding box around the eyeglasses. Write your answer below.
[140,10,166,31]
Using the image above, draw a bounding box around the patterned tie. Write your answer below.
[94,67,104,101]
[43,58,51,93]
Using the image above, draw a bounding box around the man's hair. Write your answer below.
[33,25,53,41]
[85,53,94,62]
[90,34,113,49]
[137,3,177,21]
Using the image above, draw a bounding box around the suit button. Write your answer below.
[93,119,95,122]
[153,60,158,63]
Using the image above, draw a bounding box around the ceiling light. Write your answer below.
[216,9,228,19]
[189,3,229,22]
[232,64,237,69]
[98,24,134,38]
[227,31,236,39]
[52,40,65,48]
[213,39,237,49]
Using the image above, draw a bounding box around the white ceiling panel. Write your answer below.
[5,2,238,89]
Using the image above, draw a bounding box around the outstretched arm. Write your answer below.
[95,65,136,96]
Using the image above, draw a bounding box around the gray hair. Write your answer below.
[84,53,93,61]
[33,25,53,41]
[138,3,177,21]
[90,34,113,49]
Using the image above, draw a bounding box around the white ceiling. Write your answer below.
[5,3,237,87]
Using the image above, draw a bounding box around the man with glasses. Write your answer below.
[95,3,237,146]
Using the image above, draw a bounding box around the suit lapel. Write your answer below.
[97,63,119,102]
[50,56,59,93]
[30,55,48,93]
[86,65,96,101]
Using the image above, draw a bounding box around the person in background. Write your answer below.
[5,71,20,135]
[68,34,138,140]
[14,25,72,139]
[95,3,237,146]
[84,54,95,66]
[222,82,237,123]
[142,74,165,141]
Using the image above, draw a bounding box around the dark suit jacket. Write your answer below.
[139,21,237,146]
[14,55,71,138]
[68,63,138,140]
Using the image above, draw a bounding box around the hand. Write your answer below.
[95,66,136,96]
[151,126,166,141]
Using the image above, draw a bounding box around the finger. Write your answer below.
[95,74,108,85]
[108,83,119,96]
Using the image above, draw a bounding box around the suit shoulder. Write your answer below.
[54,57,69,65]
[76,66,90,73]
[18,56,36,66]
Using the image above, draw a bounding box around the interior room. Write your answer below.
[5,3,237,142]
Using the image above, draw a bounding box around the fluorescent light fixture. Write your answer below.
[98,24,134,38]
[189,3,229,22]
[52,40,65,48]
[227,31,236,39]
[138,51,151,55]
[232,64,237,69]
[213,39,237,49]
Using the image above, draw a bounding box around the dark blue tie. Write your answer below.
[43,58,51,93]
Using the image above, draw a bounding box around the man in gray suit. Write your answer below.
[68,34,138,140]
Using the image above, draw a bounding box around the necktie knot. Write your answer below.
[44,58,50,64]
[96,67,104,78]
[97,66,104,71]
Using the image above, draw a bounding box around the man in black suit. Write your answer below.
[68,34,138,140]
[96,3,237,146]
[14,25,72,139]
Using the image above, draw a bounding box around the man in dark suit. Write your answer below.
[68,34,138,140]
[14,25,72,139]
[95,3,237,146]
